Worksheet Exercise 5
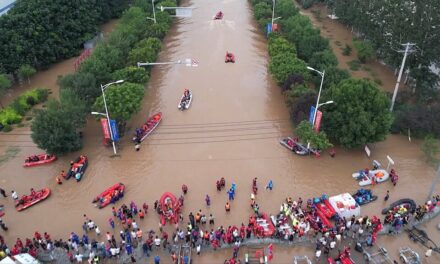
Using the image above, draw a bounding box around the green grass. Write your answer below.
[0,146,20,165]
[348,59,361,71]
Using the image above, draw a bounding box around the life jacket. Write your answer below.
[225,203,230,210]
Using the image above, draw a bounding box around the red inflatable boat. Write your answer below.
[133,112,162,143]
[92,183,125,209]
[15,188,51,212]
[315,197,336,219]
[23,154,57,167]
[159,192,182,226]
[214,11,223,20]
[225,52,235,63]
[250,213,276,237]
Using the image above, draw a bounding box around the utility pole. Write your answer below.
[390,43,416,112]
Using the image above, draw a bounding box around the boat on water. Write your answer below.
[381,198,417,215]
[92,183,125,209]
[133,112,162,143]
[279,137,308,155]
[225,52,235,63]
[65,156,88,181]
[352,189,378,206]
[159,192,182,226]
[15,188,51,212]
[178,90,193,110]
[214,11,223,20]
[23,154,57,167]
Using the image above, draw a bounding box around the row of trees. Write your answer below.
[0,0,129,74]
[250,0,393,149]
[31,0,176,155]
[298,0,440,103]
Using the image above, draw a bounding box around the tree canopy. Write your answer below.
[92,82,145,123]
[0,0,129,73]
[322,78,393,148]
[295,120,333,150]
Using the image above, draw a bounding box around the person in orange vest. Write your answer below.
[138,210,145,220]
[225,202,231,212]
[56,176,62,185]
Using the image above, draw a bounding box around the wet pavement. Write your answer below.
[0,0,439,263]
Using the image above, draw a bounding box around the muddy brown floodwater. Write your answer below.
[0,0,439,263]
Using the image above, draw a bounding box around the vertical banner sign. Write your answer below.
[267,244,274,261]
[314,110,323,132]
[100,118,111,140]
[109,119,119,142]
[309,106,316,124]
[266,23,272,37]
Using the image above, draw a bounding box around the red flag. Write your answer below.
[100,118,111,140]
[267,244,274,261]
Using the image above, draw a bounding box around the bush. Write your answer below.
[392,104,440,138]
[269,53,309,85]
[321,67,350,89]
[112,67,150,84]
[421,135,439,166]
[2,124,12,132]
[0,107,22,125]
[289,92,317,125]
[268,35,296,57]
[309,49,338,70]
[348,59,361,71]
[342,44,352,56]
[353,39,375,63]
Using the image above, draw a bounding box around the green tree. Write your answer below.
[59,89,87,128]
[268,35,296,57]
[289,92,317,125]
[17,65,36,84]
[421,134,439,166]
[269,53,309,85]
[128,38,162,66]
[58,72,98,107]
[112,67,150,84]
[0,74,12,108]
[322,78,393,148]
[92,82,145,123]
[353,39,375,63]
[321,67,350,89]
[295,120,333,150]
[309,49,338,70]
[31,100,83,155]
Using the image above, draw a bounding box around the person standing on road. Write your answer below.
[266,180,273,191]
[384,190,390,201]
[0,188,7,198]
[11,191,18,200]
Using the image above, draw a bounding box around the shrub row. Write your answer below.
[0,88,48,127]
[31,0,177,154]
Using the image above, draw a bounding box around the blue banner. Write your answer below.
[110,119,119,142]
[309,106,316,124]
[266,23,272,37]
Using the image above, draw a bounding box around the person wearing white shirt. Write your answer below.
[75,253,83,263]
[132,221,138,230]
[95,226,101,236]
[11,191,18,200]
[154,236,161,247]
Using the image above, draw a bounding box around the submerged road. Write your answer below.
[0,0,438,262]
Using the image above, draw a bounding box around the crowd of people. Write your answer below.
[0,179,438,263]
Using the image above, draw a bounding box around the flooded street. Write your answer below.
[0,0,438,262]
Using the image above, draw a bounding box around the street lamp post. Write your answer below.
[271,0,276,28]
[307,66,326,127]
[146,0,157,23]
[92,80,124,155]
[137,58,198,68]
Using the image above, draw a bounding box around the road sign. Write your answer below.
[184,58,198,67]
[364,145,371,157]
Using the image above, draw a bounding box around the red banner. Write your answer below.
[267,244,274,261]
[100,118,111,140]
[314,110,322,132]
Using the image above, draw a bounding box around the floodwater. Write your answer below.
[0,0,439,263]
